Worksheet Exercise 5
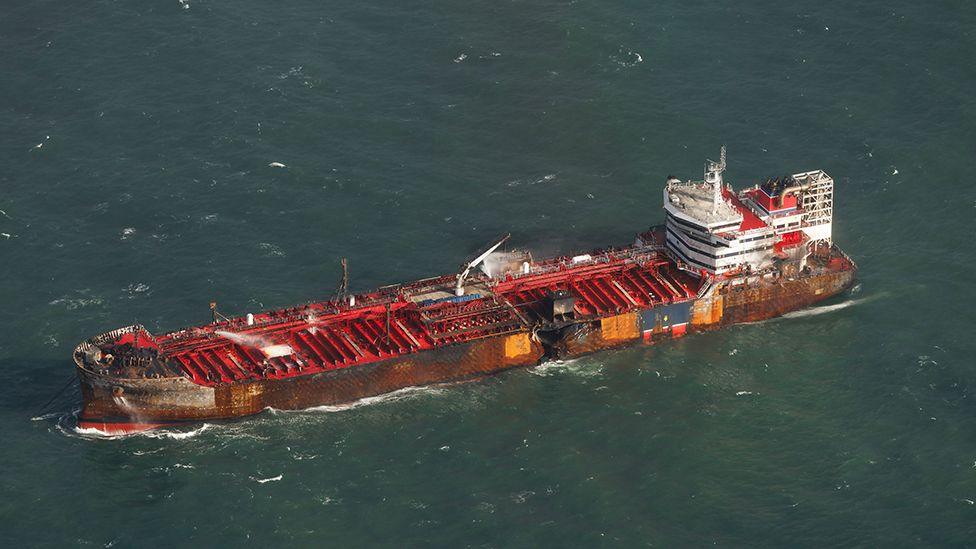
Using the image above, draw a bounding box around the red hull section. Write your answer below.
[77,419,179,435]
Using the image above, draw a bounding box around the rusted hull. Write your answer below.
[559,311,643,357]
[77,265,855,434]
[717,268,855,325]
[78,332,544,432]
[555,265,857,358]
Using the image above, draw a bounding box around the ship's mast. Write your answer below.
[704,145,726,214]
[334,258,349,306]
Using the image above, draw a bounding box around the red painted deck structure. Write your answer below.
[723,187,769,232]
[151,245,703,387]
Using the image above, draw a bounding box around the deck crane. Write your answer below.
[455,234,510,296]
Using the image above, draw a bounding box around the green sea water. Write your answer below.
[2,0,975,546]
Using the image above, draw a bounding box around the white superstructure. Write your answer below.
[660,148,834,276]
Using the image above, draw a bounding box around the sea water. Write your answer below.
[1,1,974,545]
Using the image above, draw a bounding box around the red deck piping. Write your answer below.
[145,247,704,387]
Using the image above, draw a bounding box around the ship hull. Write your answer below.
[78,332,545,433]
[76,266,855,434]
[556,260,857,356]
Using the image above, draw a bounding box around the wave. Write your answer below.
[781,296,872,319]
[268,384,447,415]
[52,410,212,441]
[610,48,643,68]
[530,358,603,378]
[69,425,126,439]
[62,423,210,441]
[140,424,210,440]
[740,291,882,326]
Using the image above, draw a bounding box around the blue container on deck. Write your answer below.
[418,293,482,307]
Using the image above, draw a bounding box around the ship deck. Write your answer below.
[148,243,703,386]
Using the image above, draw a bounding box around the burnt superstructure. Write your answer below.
[73,150,857,434]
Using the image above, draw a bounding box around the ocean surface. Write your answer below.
[2,0,975,546]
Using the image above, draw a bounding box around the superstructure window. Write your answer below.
[667,213,738,234]
[666,220,730,248]
[667,243,713,270]
[667,228,774,260]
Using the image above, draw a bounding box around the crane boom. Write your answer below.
[455,234,511,296]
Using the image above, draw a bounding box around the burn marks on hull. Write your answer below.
[77,256,857,433]
[78,333,546,428]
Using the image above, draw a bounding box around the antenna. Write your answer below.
[705,145,727,212]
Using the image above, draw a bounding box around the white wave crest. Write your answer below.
[270,385,446,415]
[139,424,210,440]
[71,425,127,439]
[63,422,209,440]
[530,358,603,378]
[781,297,870,319]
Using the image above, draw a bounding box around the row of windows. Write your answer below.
[740,233,775,243]
[666,220,729,248]
[667,227,774,260]
[668,213,776,246]
[667,241,714,271]
[668,224,774,248]
[668,214,708,233]
[667,230,726,261]
[667,212,738,234]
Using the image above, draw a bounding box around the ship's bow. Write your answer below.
[73,325,216,434]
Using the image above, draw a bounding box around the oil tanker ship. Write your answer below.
[73,149,856,434]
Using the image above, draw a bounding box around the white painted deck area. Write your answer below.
[664,182,741,227]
